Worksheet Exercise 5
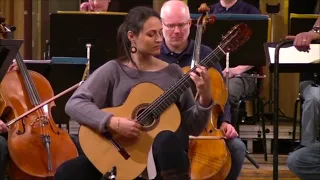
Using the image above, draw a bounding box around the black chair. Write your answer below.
[292,93,303,145]
[234,69,268,161]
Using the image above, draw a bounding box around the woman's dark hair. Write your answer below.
[117,6,161,62]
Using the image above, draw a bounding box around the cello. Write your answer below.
[0,17,78,179]
[185,3,232,180]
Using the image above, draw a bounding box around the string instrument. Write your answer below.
[185,3,232,180]
[81,43,92,81]
[78,23,252,180]
[0,17,78,179]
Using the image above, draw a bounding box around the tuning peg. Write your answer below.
[0,15,5,23]
[208,16,216,24]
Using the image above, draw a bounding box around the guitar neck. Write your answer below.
[138,23,251,121]
[144,46,225,119]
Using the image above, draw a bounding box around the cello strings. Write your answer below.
[17,51,49,138]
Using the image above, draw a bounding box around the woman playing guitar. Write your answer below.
[54,6,213,180]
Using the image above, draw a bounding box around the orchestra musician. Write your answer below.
[209,0,261,126]
[292,16,320,150]
[209,0,260,14]
[158,1,246,180]
[286,16,320,180]
[80,0,111,12]
[54,6,213,180]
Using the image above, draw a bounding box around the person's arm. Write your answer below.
[80,0,110,12]
[172,65,213,136]
[65,61,116,133]
[288,16,320,52]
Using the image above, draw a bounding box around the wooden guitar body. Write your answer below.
[78,82,181,180]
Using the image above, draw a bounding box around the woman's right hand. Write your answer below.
[0,120,8,134]
[108,117,142,138]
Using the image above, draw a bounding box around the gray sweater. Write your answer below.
[65,60,213,150]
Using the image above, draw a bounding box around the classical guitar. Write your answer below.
[78,23,252,179]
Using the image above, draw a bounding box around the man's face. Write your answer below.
[162,14,191,48]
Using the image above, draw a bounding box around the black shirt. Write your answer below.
[209,0,260,14]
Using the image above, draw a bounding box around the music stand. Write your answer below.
[264,42,320,73]
[23,57,87,128]
[49,12,126,74]
[0,39,23,82]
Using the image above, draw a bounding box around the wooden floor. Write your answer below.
[239,154,299,180]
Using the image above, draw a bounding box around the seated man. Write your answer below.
[293,16,320,149]
[209,0,261,126]
[80,0,110,12]
[158,1,246,180]
[209,0,260,14]
[287,16,320,180]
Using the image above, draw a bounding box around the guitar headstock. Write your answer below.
[219,23,252,53]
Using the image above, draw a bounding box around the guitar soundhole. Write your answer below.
[133,103,158,131]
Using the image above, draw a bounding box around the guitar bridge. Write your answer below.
[102,131,130,160]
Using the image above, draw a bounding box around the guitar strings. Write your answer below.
[136,41,230,126]
[136,29,242,126]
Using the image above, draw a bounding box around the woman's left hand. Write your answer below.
[189,65,212,107]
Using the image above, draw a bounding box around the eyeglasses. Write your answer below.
[162,20,190,30]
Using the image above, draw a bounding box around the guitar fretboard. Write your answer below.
[140,47,226,121]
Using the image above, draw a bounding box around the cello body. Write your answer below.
[186,3,232,180]
[184,67,232,180]
[0,71,78,179]
[0,18,78,179]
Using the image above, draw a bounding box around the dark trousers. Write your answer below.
[0,136,8,180]
[228,74,256,125]
[54,131,190,180]
[287,142,320,180]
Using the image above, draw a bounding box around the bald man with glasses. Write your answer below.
[156,1,246,180]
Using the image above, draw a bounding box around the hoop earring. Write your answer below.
[130,46,137,53]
